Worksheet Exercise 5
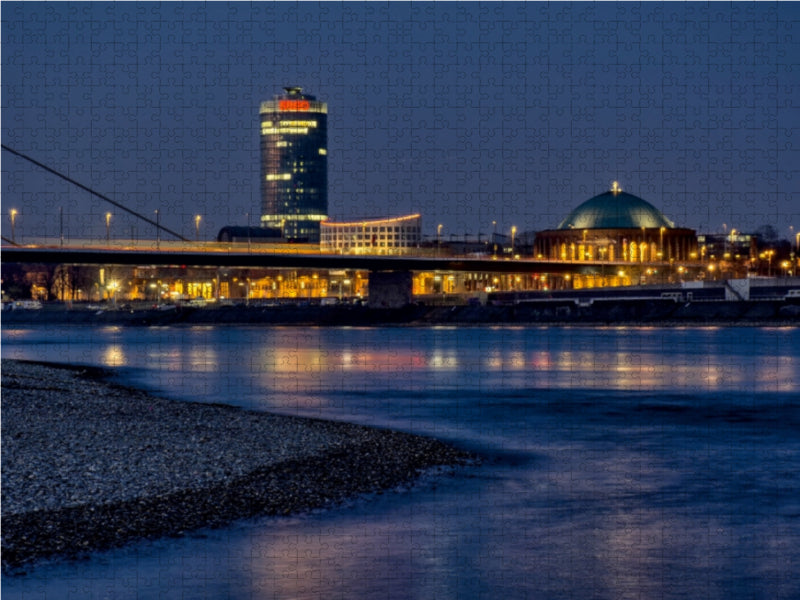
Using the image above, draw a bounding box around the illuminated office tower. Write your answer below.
[260,87,328,242]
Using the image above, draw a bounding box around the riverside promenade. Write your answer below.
[1,360,469,571]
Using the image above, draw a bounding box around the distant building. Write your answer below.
[320,214,422,254]
[260,87,328,242]
[697,232,757,262]
[534,182,697,262]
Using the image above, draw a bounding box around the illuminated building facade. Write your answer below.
[534,182,697,264]
[697,232,757,262]
[320,214,422,254]
[260,87,328,242]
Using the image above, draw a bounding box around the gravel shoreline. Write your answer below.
[1,360,471,571]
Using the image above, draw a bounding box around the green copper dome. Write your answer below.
[557,185,675,230]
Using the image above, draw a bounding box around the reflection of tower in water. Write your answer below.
[259,87,328,242]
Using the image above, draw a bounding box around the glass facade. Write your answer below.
[260,87,328,242]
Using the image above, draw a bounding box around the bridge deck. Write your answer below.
[1,245,667,274]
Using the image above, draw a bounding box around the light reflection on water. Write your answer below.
[1,325,799,599]
[3,326,798,398]
[101,344,126,367]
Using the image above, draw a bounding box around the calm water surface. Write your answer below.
[2,325,799,599]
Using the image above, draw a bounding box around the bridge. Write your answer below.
[2,242,657,307]
[0,145,705,305]
[0,243,630,274]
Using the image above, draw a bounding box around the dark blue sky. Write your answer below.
[2,2,798,243]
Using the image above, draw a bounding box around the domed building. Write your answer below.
[534,182,697,264]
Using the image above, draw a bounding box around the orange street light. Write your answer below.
[511,226,517,255]
[10,208,18,243]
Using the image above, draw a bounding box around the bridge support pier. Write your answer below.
[368,270,413,308]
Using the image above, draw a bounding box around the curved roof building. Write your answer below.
[557,185,675,230]
[534,182,696,263]
[320,214,421,255]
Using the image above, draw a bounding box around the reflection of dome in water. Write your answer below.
[557,184,675,230]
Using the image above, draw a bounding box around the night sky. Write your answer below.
[2,2,798,244]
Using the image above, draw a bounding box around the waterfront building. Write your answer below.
[260,87,328,242]
[320,214,422,255]
[534,182,697,264]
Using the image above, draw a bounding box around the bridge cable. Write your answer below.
[1,144,189,241]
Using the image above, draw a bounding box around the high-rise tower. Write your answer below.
[259,87,328,242]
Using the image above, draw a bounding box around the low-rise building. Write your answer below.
[534,182,697,263]
[320,214,421,254]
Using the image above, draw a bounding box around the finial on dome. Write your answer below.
[610,181,622,195]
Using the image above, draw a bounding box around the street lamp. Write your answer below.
[105,212,112,244]
[195,215,202,242]
[247,212,252,252]
[437,224,442,255]
[155,209,160,250]
[599,247,607,280]
[9,208,18,243]
[762,249,775,277]
[722,223,728,256]
[659,226,665,261]
[511,226,517,256]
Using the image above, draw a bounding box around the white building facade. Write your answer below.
[320,214,421,255]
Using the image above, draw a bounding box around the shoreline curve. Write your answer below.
[1,359,472,572]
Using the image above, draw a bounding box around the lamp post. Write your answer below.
[599,247,607,281]
[195,215,201,242]
[794,231,800,277]
[492,220,497,256]
[659,226,665,261]
[105,212,112,244]
[722,223,728,257]
[437,224,442,256]
[155,209,160,250]
[511,226,517,256]
[761,250,775,277]
[10,209,18,243]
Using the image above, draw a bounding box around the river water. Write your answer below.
[2,325,799,599]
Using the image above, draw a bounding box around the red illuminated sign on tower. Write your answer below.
[279,100,311,112]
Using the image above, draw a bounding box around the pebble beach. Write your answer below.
[1,360,470,571]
